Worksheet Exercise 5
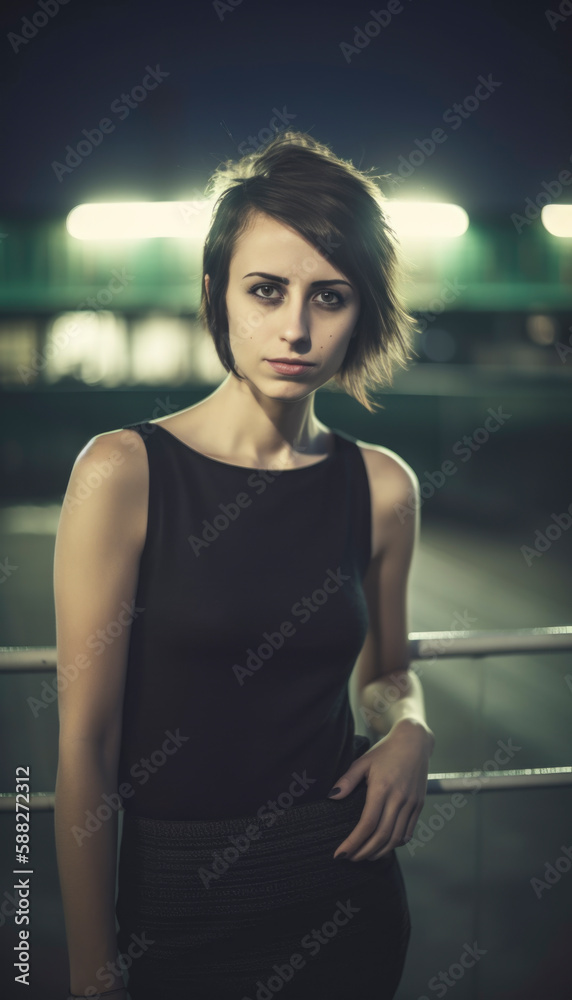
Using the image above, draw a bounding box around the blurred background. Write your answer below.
[0,0,571,997]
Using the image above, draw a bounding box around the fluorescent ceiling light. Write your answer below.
[66,198,469,242]
[541,204,572,237]
[66,200,216,240]
[384,201,469,238]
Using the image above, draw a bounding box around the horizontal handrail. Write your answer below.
[1,626,571,672]
[1,768,571,810]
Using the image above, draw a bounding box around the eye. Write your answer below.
[248,283,346,308]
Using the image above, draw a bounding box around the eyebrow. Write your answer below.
[242,271,353,289]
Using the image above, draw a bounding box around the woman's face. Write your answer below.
[205,210,361,398]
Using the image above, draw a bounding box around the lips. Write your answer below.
[266,359,315,376]
[267,359,314,365]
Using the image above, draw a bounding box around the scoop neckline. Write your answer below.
[148,421,339,472]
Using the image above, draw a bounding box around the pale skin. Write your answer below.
[54,208,433,994]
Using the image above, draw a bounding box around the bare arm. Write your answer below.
[329,454,433,861]
[351,454,435,748]
[53,429,148,995]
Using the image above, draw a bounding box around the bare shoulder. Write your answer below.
[65,427,149,546]
[74,426,148,480]
[355,439,419,509]
[354,440,419,561]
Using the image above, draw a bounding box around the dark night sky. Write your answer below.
[0,0,571,219]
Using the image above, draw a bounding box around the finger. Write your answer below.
[368,800,424,859]
[337,786,406,861]
[332,782,385,860]
[351,797,411,861]
[358,792,424,861]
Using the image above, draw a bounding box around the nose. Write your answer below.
[278,291,311,344]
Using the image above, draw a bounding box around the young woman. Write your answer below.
[54,130,435,1000]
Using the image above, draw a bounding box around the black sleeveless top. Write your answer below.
[117,420,373,820]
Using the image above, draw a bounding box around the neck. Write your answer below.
[194,373,327,463]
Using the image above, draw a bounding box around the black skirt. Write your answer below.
[115,736,411,1000]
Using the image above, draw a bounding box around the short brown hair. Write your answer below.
[198,129,418,413]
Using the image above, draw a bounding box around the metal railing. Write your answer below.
[2,626,572,673]
[0,625,570,811]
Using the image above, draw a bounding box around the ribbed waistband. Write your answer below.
[116,734,396,942]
